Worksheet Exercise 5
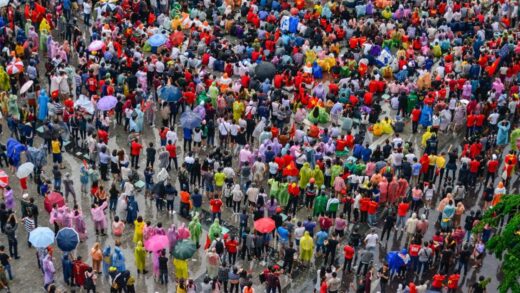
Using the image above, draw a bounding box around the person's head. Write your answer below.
[114,216,119,222]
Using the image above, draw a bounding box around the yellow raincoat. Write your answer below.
[232,100,245,122]
[372,122,383,136]
[305,50,317,65]
[134,241,146,272]
[39,18,51,33]
[381,118,393,134]
[133,220,145,243]
[421,127,432,147]
[173,258,189,279]
[300,232,314,262]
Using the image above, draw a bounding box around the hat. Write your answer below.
[22,193,29,199]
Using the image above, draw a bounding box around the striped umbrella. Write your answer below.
[6,60,23,75]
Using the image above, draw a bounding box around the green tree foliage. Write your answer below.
[473,194,520,293]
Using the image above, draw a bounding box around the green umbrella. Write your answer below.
[173,240,197,260]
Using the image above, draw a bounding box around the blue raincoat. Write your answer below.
[497,121,511,146]
[111,246,126,272]
[419,105,432,127]
[102,246,112,277]
[61,254,73,284]
[37,90,49,121]
[6,138,26,167]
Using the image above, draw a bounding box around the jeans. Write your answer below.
[156,198,164,211]
[457,260,468,275]
[417,260,427,276]
[396,216,406,229]
[4,264,11,280]
[166,200,174,211]
[54,178,62,190]
[8,239,18,258]
[211,212,221,222]
[109,198,117,211]
[159,269,168,284]
[367,214,376,226]
[131,155,139,168]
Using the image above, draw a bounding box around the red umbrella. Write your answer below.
[254,217,276,233]
[0,170,8,188]
[44,192,65,213]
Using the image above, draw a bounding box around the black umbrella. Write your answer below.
[254,61,277,81]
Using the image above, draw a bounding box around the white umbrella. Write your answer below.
[16,162,35,178]
[0,0,9,8]
[20,80,34,94]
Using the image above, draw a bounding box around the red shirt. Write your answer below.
[367,201,378,215]
[166,144,177,158]
[411,109,421,122]
[318,216,333,230]
[397,202,410,217]
[487,160,499,173]
[409,244,421,257]
[225,239,239,253]
[359,197,370,212]
[210,198,223,213]
[469,160,480,173]
[343,245,354,259]
[447,274,460,289]
[432,274,446,288]
[130,141,142,156]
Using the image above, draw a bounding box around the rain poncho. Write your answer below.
[300,231,314,262]
[497,122,510,146]
[307,107,329,124]
[208,219,222,241]
[421,127,432,147]
[133,220,145,243]
[188,214,202,244]
[510,128,520,151]
[102,246,112,276]
[8,95,19,120]
[0,67,9,92]
[112,246,126,272]
[7,138,26,167]
[299,163,312,189]
[313,194,327,216]
[37,90,49,121]
[419,105,433,127]
[134,241,146,272]
[173,258,189,279]
[312,166,324,188]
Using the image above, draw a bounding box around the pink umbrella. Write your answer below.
[177,223,190,240]
[6,60,24,75]
[88,40,106,52]
[144,234,169,252]
[0,170,8,188]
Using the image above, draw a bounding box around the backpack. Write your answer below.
[215,240,224,254]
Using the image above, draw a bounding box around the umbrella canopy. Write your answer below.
[148,34,168,47]
[6,60,24,75]
[180,110,202,129]
[16,162,34,178]
[254,217,276,233]
[100,2,117,12]
[20,80,33,94]
[75,94,95,114]
[173,239,197,260]
[144,235,169,252]
[0,170,8,188]
[29,227,55,248]
[26,145,48,169]
[97,95,118,111]
[254,62,276,81]
[56,228,80,252]
[158,85,181,102]
[88,40,106,52]
[44,191,65,213]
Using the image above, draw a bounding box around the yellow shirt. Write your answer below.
[436,156,446,169]
[214,172,226,187]
[51,140,61,154]
[428,155,437,166]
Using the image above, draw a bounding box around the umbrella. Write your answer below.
[26,145,48,169]
[44,191,65,213]
[144,235,169,252]
[0,0,8,8]
[88,40,106,52]
[254,61,276,81]
[254,217,276,233]
[16,162,34,178]
[29,227,55,248]
[158,85,181,102]
[56,228,80,252]
[20,80,34,94]
[6,60,24,75]
[180,110,202,129]
[97,95,117,111]
[100,2,117,12]
[172,239,197,260]
[0,170,8,188]
[75,94,95,114]
[148,34,167,47]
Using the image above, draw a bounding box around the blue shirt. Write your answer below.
[303,220,316,235]
[191,193,202,208]
[277,227,289,242]
[412,163,422,176]
[316,230,328,245]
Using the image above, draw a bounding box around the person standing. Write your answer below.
[90,242,103,274]
[342,243,354,272]
[158,250,168,284]
[130,139,142,169]
[0,246,12,280]
[63,173,77,203]
[378,263,390,293]
[324,233,339,267]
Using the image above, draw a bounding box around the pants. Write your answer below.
[54,178,62,190]
[180,202,190,217]
[131,155,139,168]
[381,226,392,242]
[228,252,237,265]
[100,163,109,180]
[324,249,336,266]
[167,200,174,211]
[211,212,221,222]
[159,269,168,284]
[168,157,178,170]
[8,239,18,258]
[233,201,241,213]
[4,264,12,280]
[64,188,77,203]
[412,121,418,133]
[93,260,101,272]
[109,198,117,211]
[457,260,468,275]
[285,196,298,216]
[484,172,496,186]
[357,262,369,276]
[183,139,192,152]
[283,258,293,273]
[156,199,164,211]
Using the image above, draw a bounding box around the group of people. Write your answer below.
[0,0,518,291]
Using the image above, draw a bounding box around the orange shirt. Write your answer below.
[180,191,190,204]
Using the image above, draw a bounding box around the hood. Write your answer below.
[103,246,111,256]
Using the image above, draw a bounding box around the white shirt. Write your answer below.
[364,233,379,248]
[83,2,92,14]
[166,130,178,145]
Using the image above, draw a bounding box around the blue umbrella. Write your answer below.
[148,34,167,47]
[29,227,55,248]
[180,110,202,129]
[159,85,181,102]
[56,228,80,252]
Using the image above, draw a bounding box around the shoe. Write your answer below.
[14,256,20,259]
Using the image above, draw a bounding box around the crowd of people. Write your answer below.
[0,0,518,292]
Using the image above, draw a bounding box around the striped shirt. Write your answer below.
[23,217,35,233]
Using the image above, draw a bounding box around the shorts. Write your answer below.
[53,153,63,163]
